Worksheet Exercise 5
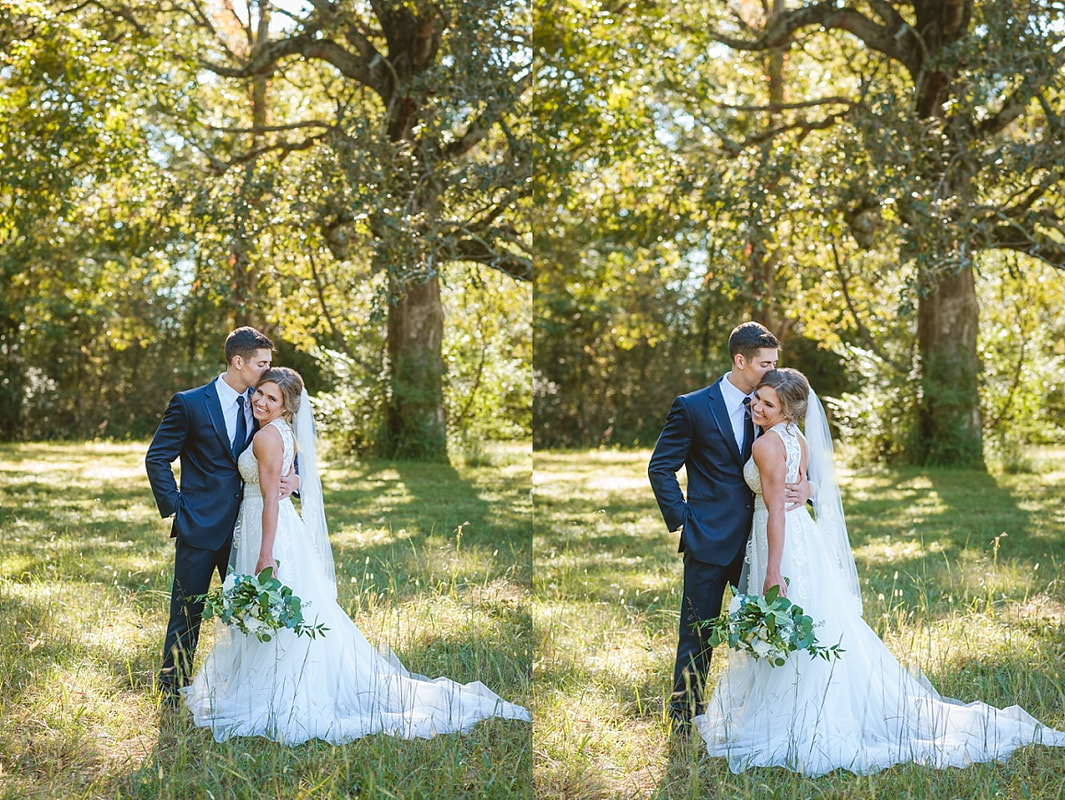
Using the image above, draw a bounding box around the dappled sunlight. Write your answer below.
[535,599,678,800]
[536,445,1065,798]
[3,579,159,667]
[329,520,416,550]
[1,440,530,798]
[348,586,531,693]
[3,657,159,789]
[587,474,652,492]
[856,535,947,567]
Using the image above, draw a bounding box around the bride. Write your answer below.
[184,367,530,742]
[694,368,1065,774]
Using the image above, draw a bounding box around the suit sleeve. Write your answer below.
[648,396,692,533]
[145,393,188,518]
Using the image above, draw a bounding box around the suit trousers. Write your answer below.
[158,537,232,691]
[671,546,746,722]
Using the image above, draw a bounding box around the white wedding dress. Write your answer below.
[694,421,1065,775]
[184,418,530,743]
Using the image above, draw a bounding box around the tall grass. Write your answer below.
[0,441,531,799]
[533,446,1065,799]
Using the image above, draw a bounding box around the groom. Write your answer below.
[648,321,808,729]
[146,326,294,703]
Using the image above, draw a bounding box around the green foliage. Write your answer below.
[535,446,1065,797]
[444,267,532,446]
[535,1,1065,460]
[703,584,844,667]
[0,6,195,439]
[0,1,531,459]
[0,440,531,798]
[198,565,329,643]
[311,351,389,458]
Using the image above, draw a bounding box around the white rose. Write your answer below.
[752,640,774,658]
[222,573,237,592]
[728,595,742,615]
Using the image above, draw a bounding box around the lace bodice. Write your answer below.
[237,418,295,491]
[743,421,802,499]
[743,421,808,599]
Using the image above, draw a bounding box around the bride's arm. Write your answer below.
[753,432,788,597]
[253,426,284,576]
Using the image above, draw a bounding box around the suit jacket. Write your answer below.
[145,380,252,551]
[647,378,755,566]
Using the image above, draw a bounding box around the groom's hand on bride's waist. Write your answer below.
[278,468,301,500]
[783,473,813,511]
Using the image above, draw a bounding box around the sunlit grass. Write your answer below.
[533,446,1065,799]
[0,440,531,800]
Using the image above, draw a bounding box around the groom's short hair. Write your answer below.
[225,327,274,364]
[728,321,779,360]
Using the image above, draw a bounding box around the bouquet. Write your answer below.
[198,565,328,643]
[702,585,843,667]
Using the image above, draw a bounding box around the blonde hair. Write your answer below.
[756,368,809,426]
[258,367,303,423]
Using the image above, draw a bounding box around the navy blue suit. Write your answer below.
[145,380,253,691]
[648,377,755,722]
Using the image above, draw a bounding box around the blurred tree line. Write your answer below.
[0,0,530,460]
[534,0,1065,468]
[6,0,1065,468]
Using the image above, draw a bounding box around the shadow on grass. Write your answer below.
[537,450,1065,799]
[0,442,533,799]
[116,708,532,800]
[321,458,531,589]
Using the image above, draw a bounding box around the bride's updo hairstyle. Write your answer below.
[258,367,304,423]
[757,368,810,427]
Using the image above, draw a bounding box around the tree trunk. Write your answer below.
[908,0,983,468]
[374,6,451,462]
[0,314,22,440]
[384,275,447,460]
[746,0,786,334]
[231,7,271,328]
[915,266,984,466]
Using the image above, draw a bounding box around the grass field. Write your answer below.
[6,438,1065,799]
[533,446,1065,799]
[0,441,532,800]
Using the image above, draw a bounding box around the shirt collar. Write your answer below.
[721,372,749,410]
[215,374,245,407]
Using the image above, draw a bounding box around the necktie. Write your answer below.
[741,396,754,457]
[233,394,248,458]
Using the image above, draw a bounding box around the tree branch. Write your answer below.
[975,62,1063,139]
[716,107,851,154]
[832,240,910,374]
[307,249,356,361]
[440,73,530,160]
[440,233,531,281]
[711,2,917,71]
[201,120,335,135]
[200,29,393,100]
[198,131,331,174]
[716,96,855,114]
[984,216,1065,268]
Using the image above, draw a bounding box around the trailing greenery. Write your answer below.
[0,440,531,799]
[534,446,1065,798]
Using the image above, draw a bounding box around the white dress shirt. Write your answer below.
[214,375,252,445]
[720,372,751,451]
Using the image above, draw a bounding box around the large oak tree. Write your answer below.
[705,0,1065,466]
[135,0,532,460]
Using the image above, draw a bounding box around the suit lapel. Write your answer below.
[203,382,236,463]
[707,379,744,466]
[246,411,260,449]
